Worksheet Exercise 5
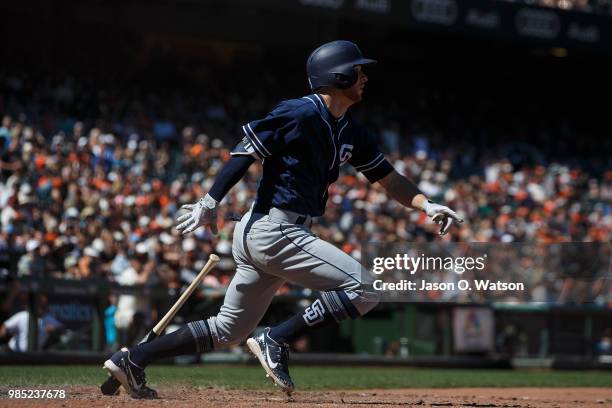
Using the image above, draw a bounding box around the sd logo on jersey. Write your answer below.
[339,144,354,165]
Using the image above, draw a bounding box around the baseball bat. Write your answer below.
[100,253,220,395]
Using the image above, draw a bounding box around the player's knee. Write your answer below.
[321,282,380,322]
[347,283,380,317]
[341,265,381,317]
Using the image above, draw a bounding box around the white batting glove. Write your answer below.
[422,200,463,236]
[176,194,219,235]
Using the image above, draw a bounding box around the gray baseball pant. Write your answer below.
[193,208,379,350]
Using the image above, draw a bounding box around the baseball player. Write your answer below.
[104,40,462,398]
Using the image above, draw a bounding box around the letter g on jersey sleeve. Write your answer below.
[348,128,393,183]
[241,103,299,160]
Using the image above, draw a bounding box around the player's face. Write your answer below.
[343,65,368,103]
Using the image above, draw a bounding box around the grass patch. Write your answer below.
[0,365,610,389]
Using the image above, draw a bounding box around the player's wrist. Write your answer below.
[411,194,429,212]
[202,193,219,209]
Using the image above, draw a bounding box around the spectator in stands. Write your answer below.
[104,295,118,352]
[595,329,611,357]
[114,253,154,346]
[0,295,63,352]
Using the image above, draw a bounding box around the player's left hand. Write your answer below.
[176,194,219,235]
[422,200,463,235]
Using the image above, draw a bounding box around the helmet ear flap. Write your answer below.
[333,73,348,87]
[332,71,357,89]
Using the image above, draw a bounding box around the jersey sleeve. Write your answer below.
[348,128,394,183]
[230,135,259,158]
[3,311,25,334]
[241,102,299,160]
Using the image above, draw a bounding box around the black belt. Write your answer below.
[253,204,311,225]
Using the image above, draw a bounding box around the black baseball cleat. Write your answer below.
[246,328,295,394]
[100,347,127,396]
[103,349,158,399]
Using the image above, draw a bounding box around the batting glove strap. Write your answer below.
[201,193,218,210]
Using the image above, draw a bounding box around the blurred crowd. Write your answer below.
[0,69,609,295]
[376,242,610,305]
[0,62,609,353]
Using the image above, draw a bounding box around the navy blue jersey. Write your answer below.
[240,93,393,217]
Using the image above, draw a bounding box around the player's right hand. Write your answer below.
[176,193,219,235]
[422,199,463,236]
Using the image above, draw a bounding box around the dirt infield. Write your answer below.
[2,387,611,408]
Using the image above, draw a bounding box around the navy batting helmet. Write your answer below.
[306,40,376,91]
